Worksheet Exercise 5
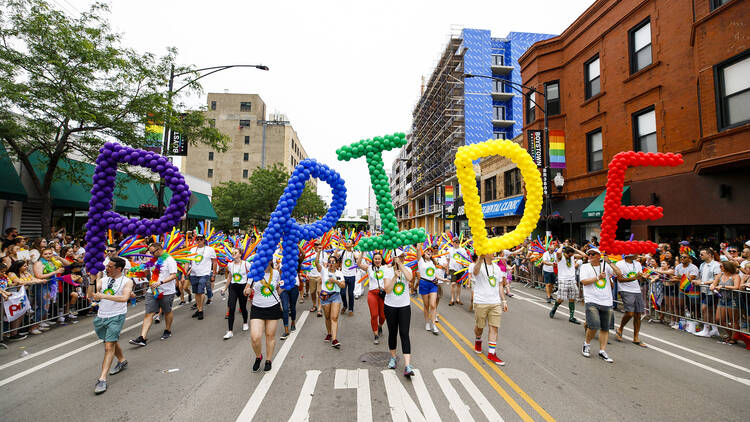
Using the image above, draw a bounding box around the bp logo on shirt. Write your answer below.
[325,280,335,291]
[453,253,461,261]
[595,277,607,289]
[102,288,115,295]
[626,271,637,279]
[232,273,242,283]
[195,255,203,263]
[393,280,406,296]
[488,276,497,287]
[344,258,353,268]
[375,270,384,280]
[425,267,435,278]
[260,284,273,297]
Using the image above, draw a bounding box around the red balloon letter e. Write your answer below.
[600,151,683,254]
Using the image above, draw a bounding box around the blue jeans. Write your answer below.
[280,287,299,327]
[31,283,49,322]
[341,275,356,312]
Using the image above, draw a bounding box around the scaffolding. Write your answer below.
[411,35,465,197]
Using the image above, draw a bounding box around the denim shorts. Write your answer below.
[190,275,210,294]
[585,302,613,331]
[320,291,342,306]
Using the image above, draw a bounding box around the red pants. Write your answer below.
[367,289,385,333]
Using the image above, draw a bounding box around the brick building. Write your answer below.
[519,0,750,245]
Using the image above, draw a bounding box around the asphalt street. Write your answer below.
[1,277,748,422]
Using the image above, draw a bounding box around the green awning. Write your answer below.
[28,152,157,213]
[0,144,28,201]
[164,189,217,220]
[582,186,630,218]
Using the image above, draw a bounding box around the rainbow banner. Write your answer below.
[549,129,566,169]
[145,113,164,153]
[444,185,454,207]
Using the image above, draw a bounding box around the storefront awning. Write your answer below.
[0,144,28,201]
[482,196,524,218]
[582,186,630,218]
[164,189,217,220]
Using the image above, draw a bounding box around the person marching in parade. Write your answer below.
[471,252,508,366]
[221,248,249,340]
[129,241,177,346]
[279,248,302,340]
[187,234,217,320]
[319,254,346,348]
[245,259,282,372]
[549,246,584,324]
[385,250,416,377]
[416,245,440,335]
[579,248,623,363]
[358,251,391,344]
[336,239,359,316]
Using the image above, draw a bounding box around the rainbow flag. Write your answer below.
[549,129,566,169]
[444,185,454,206]
[679,274,699,297]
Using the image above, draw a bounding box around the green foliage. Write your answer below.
[0,0,229,235]
[212,163,327,232]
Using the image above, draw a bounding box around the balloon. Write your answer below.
[599,151,683,254]
[454,139,543,255]
[247,159,347,289]
[336,132,426,251]
[84,142,191,275]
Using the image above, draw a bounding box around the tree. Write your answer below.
[211,163,328,232]
[0,0,229,236]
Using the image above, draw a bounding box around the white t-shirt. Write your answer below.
[699,260,721,283]
[471,261,502,305]
[340,250,358,277]
[435,256,448,284]
[103,256,132,272]
[417,257,437,282]
[76,247,86,257]
[580,262,614,306]
[616,260,643,294]
[98,275,132,318]
[448,247,468,271]
[190,246,217,276]
[321,268,343,293]
[542,251,557,273]
[252,270,280,308]
[385,272,411,307]
[307,250,328,277]
[675,263,699,281]
[152,255,178,295]
[368,265,393,291]
[556,255,577,280]
[227,261,250,285]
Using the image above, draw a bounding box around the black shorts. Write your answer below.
[250,304,282,320]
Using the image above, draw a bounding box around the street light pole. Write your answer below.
[156,63,269,213]
[464,73,551,238]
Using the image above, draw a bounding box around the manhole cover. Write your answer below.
[358,351,391,367]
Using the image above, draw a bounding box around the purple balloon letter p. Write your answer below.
[84,142,191,275]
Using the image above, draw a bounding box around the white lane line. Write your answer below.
[0,283,226,384]
[236,310,310,422]
[334,369,373,422]
[382,369,441,422]
[511,290,750,386]
[289,370,321,422]
[511,288,750,374]
[434,367,504,422]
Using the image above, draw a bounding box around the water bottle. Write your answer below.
[678,318,685,330]
[130,297,137,307]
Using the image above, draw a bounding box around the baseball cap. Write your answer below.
[587,248,601,255]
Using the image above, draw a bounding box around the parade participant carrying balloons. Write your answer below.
[336,239,359,316]
[416,245,440,335]
[614,253,648,347]
[187,234,217,321]
[245,259,282,372]
[471,252,508,366]
[280,248,303,341]
[306,240,327,318]
[385,250,416,377]
[319,254,346,348]
[221,248,249,340]
[358,251,391,345]
[579,248,623,363]
[129,241,178,346]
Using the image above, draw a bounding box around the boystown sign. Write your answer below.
[481,196,524,219]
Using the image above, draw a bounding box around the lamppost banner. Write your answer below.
[145,115,164,154]
[526,129,543,167]
[169,130,188,156]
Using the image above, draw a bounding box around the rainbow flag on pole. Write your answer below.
[444,185,454,206]
[549,129,566,169]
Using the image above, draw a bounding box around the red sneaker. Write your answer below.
[332,339,341,348]
[474,340,482,354]
[323,334,332,342]
[487,353,505,366]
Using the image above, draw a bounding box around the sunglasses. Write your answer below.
[587,252,598,256]
[106,249,116,253]
[728,250,738,253]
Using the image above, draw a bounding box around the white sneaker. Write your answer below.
[223,331,233,340]
[68,313,77,319]
[694,326,711,337]
[30,328,43,335]
[39,322,50,328]
[425,323,431,331]
[432,324,439,335]
[57,316,65,323]
[242,323,249,331]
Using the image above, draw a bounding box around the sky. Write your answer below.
[59,0,595,215]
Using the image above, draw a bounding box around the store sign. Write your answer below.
[526,129,543,167]
[481,196,524,218]
[232,217,240,227]
[169,130,188,156]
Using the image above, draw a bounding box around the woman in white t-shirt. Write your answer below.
[384,252,416,377]
[357,251,392,345]
[319,255,346,348]
[221,249,249,340]
[244,260,282,373]
[415,246,440,335]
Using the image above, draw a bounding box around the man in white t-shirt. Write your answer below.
[579,248,622,363]
[129,241,178,347]
[471,253,508,366]
[447,237,468,306]
[614,254,648,347]
[541,243,559,303]
[336,240,359,316]
[696,248,721,337]
[306,240,328,317]
[549,246,584,324]
[187,235,217,320]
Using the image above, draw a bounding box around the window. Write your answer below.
[493,80,508,93]
[207,169,213,178]
[715,51,750,129]
[240,102,252,112]
[493,132,506,139]
[504,168,522,196]
[239,120,251,128]
[242,169,248,178]
[633,106,657,152]
[586,129,604,172]
[710,0,731,11]
[629,19,652,73]
[243,153,249,161]
[526,92,536,123]
[484,176,496,201]
[492,54,504,66]
[208,152,214,161]
[545,81,560,116]
[584,54,601,99]
[210,101,216,111]
[244,135,250,145]
[493,106,506,121]
[209,119,216,128]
